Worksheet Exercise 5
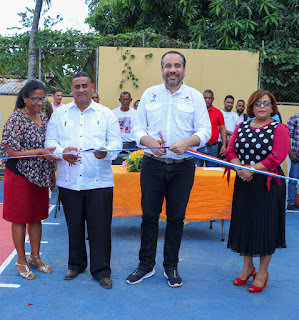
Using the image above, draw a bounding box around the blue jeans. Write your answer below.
[195,143,219,167]
[288,157,299,204]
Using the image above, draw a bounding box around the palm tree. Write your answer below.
[28,0,51,80]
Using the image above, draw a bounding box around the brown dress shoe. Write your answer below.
[64,269,79,280]
[99,277,112,289]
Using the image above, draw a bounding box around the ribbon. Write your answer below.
[185,149,299,183]
[1,146,298,183]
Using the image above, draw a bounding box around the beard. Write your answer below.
[164,73,184,87]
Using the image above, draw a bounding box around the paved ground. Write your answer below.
[0,185,298,320]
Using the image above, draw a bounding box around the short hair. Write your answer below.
[224,95,234,101]
[237,99,245,104]
[120,91,131,98]
[161,51,186,68]
[203,89,214,97]
[247,90,278,118]
[16,80,46,109]
[52,87,62,94]
[133,99,140,108]
[72,71,92,83]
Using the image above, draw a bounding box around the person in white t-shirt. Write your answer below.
[113,92,137,150]
[221,95,239,143]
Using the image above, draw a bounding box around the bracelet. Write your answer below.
[250,166,256,174]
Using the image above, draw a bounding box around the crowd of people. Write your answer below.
[0,50,297,293]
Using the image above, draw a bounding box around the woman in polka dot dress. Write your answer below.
[225,90,289,293]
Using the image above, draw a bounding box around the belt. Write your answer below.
[144,152,194,164]
[206,141,218,147]
[123,141,136,145]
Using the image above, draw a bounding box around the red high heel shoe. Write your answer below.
[234,268,256,286]
[248,273,269,293]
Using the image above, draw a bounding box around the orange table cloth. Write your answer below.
[112,166,235,221]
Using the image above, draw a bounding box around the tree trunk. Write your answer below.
[27,0,43,80]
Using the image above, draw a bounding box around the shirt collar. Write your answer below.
[52,102,63,108]
[163,82,185,95]
[71,99,96,111]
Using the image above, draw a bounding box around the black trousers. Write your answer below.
[138,156,195,271]
[59,187,113,279]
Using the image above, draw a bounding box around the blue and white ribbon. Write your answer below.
[1,146,298,183]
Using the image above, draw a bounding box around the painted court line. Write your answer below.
[42,222,60,225]
[0,205,56,285]
[0,283,20,288]
[25,252,42,256]
[25,240,48,244]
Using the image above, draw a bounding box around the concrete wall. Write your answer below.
[97,46,260,111]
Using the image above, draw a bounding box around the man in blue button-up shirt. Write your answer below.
[45,71,121,289]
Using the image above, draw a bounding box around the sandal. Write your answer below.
[28,255,53,274]
[15,262,35,280]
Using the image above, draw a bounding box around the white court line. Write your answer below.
[0,283,20,288]
[25,240,48,244]
[49,205,55,215]
[0,235,29,275]
[0,205,55,285]
[42,222,60,225]
[25,252,42,256]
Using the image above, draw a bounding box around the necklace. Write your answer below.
[24,106,39,117]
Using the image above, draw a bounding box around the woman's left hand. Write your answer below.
[238,166,253,182]
[41,147,60,162]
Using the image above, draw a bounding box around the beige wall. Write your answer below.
[98,46,260,110]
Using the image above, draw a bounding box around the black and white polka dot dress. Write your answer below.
[227,120,286,257]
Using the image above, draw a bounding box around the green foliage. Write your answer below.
[0,0,298,102]
[86,0,210,42]
[260,48,299,103]
[0,29,188,94]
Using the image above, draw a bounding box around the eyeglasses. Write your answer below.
[31,97,47,103]
[254,101,271,107]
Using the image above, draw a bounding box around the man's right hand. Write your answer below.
[140,136,167,157]
[289,151,299,162]
[63,147,79,165]
[148,139,167,157]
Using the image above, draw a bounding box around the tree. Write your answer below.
[85,0,210,42]
[186,0,298,50]
[28,0,51,80]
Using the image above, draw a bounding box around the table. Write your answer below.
[112,166,236,239]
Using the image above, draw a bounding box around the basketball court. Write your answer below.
[0,185,298,320]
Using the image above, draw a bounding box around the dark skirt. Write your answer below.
[227,167,286,257]
[3,168,49,224]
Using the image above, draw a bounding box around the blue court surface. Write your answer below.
[0,185,298,320]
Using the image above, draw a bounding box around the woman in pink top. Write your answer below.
[225,90,289,293]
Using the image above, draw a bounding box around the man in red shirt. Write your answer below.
[196,89,227,167]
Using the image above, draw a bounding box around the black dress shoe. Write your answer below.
[99,277,112,289]
[64,269,79,280]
